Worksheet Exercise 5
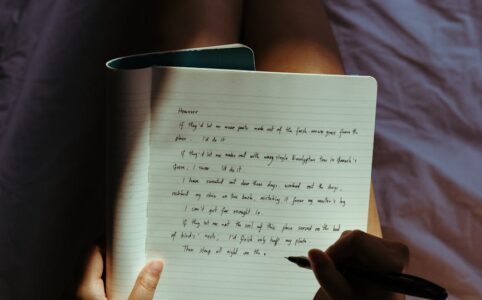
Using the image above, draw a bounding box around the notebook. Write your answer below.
[105,44,377,299]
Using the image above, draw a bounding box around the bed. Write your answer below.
[325,1,482,298]
[0,0,480,298]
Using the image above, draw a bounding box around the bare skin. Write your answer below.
[76,246,163,300]
[309,230,408,300]
[77,232,408,300]
[153,0,243,50]
[242,0,344,74]
[78,2,407,299]
[78,2,242,299]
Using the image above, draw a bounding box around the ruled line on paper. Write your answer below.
[146,69,375,300]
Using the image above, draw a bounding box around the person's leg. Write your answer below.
[242,0,381,237]
[242,0,344,74]
[154,0,243,50]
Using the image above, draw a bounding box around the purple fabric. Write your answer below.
[0,1,111,299]
[325,1,482,299]
[0,0,480,299]
[0,1,146,298]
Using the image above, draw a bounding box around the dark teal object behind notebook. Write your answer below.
[106,44,255,71]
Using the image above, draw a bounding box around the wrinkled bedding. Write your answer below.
[325,1,482,298]
[1,0,481,299]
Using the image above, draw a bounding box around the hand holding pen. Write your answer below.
[288,230,447,300]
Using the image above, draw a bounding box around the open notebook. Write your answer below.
[106,44,377,299]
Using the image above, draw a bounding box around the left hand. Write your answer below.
[76,246,163,300]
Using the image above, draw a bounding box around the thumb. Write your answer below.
[128,260,164,300]
[76,246,107,300]
[308,249,352,300]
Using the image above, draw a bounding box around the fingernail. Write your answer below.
[147,260,164,275]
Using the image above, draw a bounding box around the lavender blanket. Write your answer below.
[1,1,480,298]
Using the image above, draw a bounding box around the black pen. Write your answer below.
[286,256,447,300]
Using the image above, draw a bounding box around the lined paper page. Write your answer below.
[146,68,377,299]
[106,69,151,299]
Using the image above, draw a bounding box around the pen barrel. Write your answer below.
[341,267,447,300]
